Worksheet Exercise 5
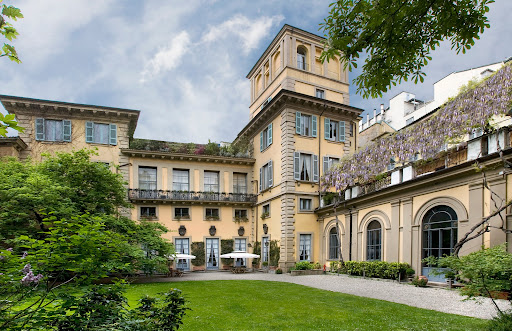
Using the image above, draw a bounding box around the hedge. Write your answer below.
[330,261,410,280]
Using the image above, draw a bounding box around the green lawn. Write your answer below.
[125,280,488,330]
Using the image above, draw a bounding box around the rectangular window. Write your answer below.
[262,237,269,262]
[140,206,156,219]
[294,152,319,182]
[204,171,219,192]
[259,160,273,192]
[299,234,311,261]
[316,89,325,99]
[35,118,71,142]
[262,204,270,217]
[174,207,190,219]
[139,167,157,190]
[205,208,220,220]
[85,121,117,145]
[299,198,312,211]
[323,156,340,174]
[295,112,317,137]
[324,118,345,142]
[173,169,189,191]
[233,173,247,194]
[234,209,248,220]
[260,123,273,151]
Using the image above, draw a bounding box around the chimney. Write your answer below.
[366,113,369,124]
[380,104,384,113]
[373,108,377,120]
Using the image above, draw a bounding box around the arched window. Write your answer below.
[297,46,307,70]
[366,220,381,261]
[422,205,457,260]
[329,227,339,259]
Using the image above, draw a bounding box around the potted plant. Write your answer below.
[260,212,269,220]
[406,267,415,281]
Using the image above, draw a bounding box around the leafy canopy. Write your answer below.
[320,0,495,98]
[0,0,22,63]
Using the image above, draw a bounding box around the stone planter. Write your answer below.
[291,269,324,276]
[192,266,205,272]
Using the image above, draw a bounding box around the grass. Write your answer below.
[125,280,488,330]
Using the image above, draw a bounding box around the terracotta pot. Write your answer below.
[418,275,428,284]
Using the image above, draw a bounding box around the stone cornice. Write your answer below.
[122,149,255,165]
[0,136,27,151]
[235,89,364,142]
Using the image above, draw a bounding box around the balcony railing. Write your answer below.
[128,189,257,204]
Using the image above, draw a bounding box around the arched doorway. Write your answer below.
[422,205,458,282]
[367,220,382,261]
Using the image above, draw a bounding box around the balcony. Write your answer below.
[128,189,257,204]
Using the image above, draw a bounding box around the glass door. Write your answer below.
[175,238,190,270]
[234,238,246,267]
[206,238,219,270]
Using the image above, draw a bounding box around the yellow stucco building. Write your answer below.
[1,24,511,278]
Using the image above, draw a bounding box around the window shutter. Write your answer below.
[63,120,71,142]
[339,121,346,142]
[312,115,317,137]
[268,160,273,187]
[295,112,301,134]
[109,124,117,145]
[86,122,94,143]
[260,131,264,152]
[313,154,319,182]
[294,152,300,180]
[267,123,272,146]
[259,167,263,192]
[324,118,330,140]
[35,118,44,141]
[323,156,329,174]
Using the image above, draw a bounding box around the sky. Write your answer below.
[1,0,511,143]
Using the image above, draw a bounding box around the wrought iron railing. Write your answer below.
[128,189,257,203]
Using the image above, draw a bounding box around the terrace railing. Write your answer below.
[128,189,257,204]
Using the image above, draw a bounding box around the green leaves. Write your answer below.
[320,0,495,98]
[0,2,22,63]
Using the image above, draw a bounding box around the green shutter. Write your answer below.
[268,160,273,187]
[294,152,300,180]
[63,120,71,142]
[267,123,272,146]
[35,118,44,141]
[296,112,301,134]
[312,115,317,137]
[324,118,330,140]
[109,124,117,145]
[313,154,319,182]
[86,122,94,143]
[260,131,264,152]
[339,121,346,142]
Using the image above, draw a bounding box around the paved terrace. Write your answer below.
[134,272,511,320]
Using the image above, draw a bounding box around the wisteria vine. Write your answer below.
[322,64,512,194]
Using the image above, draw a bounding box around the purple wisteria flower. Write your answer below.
[20,263,44,286]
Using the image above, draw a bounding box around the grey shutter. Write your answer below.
[109,124,117,145]
[259,167,263,192]
[268,160,273,187]
[323,156,329,174]
[312,115,317,137]
[63,120,71,142]
[296,112,301,134]
[260,131,264,152]
[35,118,44,141]
[313,154,319,182]
[267,123,272,146]
[294,152,300,180]
[324,118,330,140]
[86,122,94,143]
[339,121,346,142]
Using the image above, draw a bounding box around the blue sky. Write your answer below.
[2,0,511,143]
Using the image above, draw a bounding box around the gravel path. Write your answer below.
[134,271,511,319]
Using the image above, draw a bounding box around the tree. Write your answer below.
[320,0,495,98]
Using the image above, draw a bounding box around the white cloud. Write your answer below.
[140,31,191,83]
[202,14,284,54]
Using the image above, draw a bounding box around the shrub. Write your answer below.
[406,268,415,277]
[269,240,280,267]
[488,312,512,331]
[221,239,234,266]
[294,261,313,270]
[191,242,205,267]
[252,241,261,266]
[276,268,283,274]
[329,261,410,280]
[412,276,428,287]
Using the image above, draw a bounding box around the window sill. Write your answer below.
[325,139,343,145]
[140,217,158,221]
[296,180,317,186]
[260,187,273,194]
[295,134,316,139]
[38,140,71,144]
[298,210,314,214]
[173,218,191,221]
[86,142,116,147]
[260,145,272,153]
